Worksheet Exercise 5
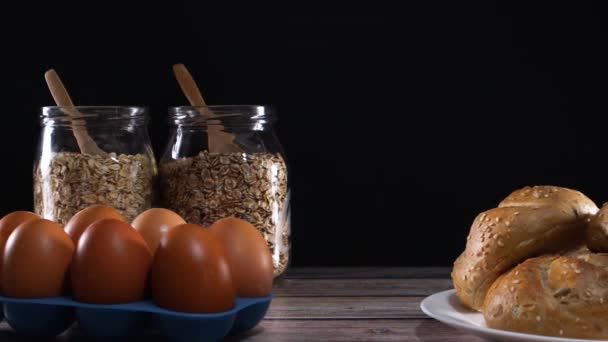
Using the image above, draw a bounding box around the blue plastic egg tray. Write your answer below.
[0,294,272,341]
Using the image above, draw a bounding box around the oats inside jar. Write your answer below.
[159,151,290,277]
[34,152,156,224]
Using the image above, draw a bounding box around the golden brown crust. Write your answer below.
[484,254,608,339]
[452,186,598,311]
[498,186,599,215]
[586,203,608,252]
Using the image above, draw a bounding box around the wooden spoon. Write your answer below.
[44,69,108,156]
[172,63,242,153]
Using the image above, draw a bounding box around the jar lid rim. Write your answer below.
[169,105,271,113]
[170,105,269,109]
[40,106,149,126]
[42,106,147,111]
[169,105,276,123]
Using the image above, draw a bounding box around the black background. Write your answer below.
[0,1,606,267]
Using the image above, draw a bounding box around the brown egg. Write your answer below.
[0,211,41,239]
[64,205,125,244]
[132,208,186,254]
[151,224,235,313]
[0,211,40,293]
[209,217,274,297]
[3,219,74,298]
[71,219,152,304]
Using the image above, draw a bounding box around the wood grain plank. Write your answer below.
[284,267,451,279]
[273,278,453,297]
[0,320,484,342]
[266,296,427,319]
[227,319,485,342]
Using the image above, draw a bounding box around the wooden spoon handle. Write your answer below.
[172,63,242,153]
[44,69,75,107]
[44,69,107,156]
[172,63,207,107]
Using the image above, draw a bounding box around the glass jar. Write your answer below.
[159,105,290,277]
[34,106,157,224]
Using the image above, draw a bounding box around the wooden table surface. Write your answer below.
[243,267,483,341]
[0,268,487,341]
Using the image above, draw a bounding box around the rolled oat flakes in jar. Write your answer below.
[34,107,157,224]
[159,105,291,277]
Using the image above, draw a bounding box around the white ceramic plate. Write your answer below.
[420,290,606,342]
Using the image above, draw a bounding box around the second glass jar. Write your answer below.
[159,106,291,277]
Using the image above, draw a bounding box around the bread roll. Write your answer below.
[452,186,598,311]
[587,203,608,252]
[484,254,608,339]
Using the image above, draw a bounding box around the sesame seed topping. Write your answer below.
[513,211,520,216]
[505,221,511,227]
[495,217,500,222]
[515,271,519,275]
[512,280,521,284]
[497,240,504,247]
[509,286,515,293]
[575,318,581,322]
[536,316,541,322]
[559,329,564,336]
[600,298,604,304]
[575,269,582,274]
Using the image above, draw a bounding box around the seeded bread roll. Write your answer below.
[484,254,608,339]
[452,186,598,311]
[586,203,608,252]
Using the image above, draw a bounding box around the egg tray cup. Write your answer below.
[0,294,272,341]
